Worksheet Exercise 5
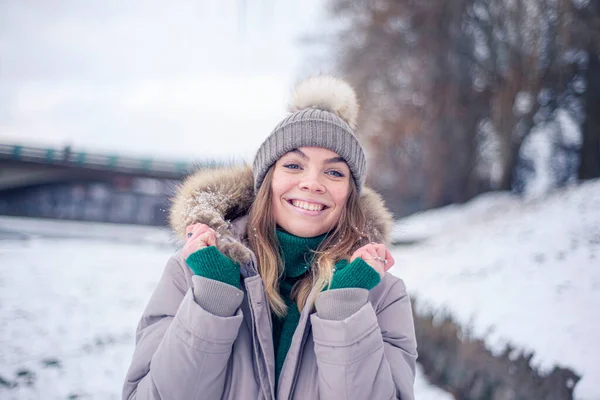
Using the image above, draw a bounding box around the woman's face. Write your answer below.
[271,146,351,238]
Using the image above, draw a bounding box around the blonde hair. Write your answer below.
[247,166,367,318]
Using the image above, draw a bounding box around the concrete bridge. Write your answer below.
[0,143,209,225]
[0,143,195,191]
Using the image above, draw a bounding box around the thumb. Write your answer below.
[197,231,216,247]
[205,230,217,247]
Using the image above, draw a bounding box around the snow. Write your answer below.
[571,76,587,94]
[514,91,534,115]
[474,28,490,61]
[517,107,582,198]
[476,118,503,186]
[0,219,173,399]
[414,364,454,400]
[557,108,582,147]
[519,121,555,198]
[472,2,490,21]
[0,216,452,399]
[390,179,600,399]
[392,190,517,243]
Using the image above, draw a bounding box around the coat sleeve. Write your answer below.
[122,255,245,400]
[310,278,417,400]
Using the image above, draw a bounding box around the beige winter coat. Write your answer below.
[122,166,418,399]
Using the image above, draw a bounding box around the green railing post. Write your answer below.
[141,159,152,170]
[175,162,188,174]
[107,155,118,168]
[12,145,22,159]
[76,152,86,165]
[46,149,55,163]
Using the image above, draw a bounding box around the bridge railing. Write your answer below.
[0,143,192,175]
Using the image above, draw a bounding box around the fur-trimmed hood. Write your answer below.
[169,165,393,271]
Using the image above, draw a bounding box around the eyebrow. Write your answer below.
[290,149,346,164]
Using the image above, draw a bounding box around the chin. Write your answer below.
[285,223,329,238]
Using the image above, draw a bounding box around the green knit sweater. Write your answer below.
[185,229,381,387]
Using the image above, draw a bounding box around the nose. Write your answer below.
[299,172,326,193]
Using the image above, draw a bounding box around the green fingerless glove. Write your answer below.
[329,258,381,291]
[185,246,241,289]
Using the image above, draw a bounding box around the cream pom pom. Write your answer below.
[288,76,359,130]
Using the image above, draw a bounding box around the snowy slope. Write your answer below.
[0,217,453,399]
[390,180,600,399]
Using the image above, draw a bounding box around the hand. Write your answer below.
[183,223,216,260]
[350,243,395,279]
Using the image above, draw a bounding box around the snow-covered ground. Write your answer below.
[0,216,452,399]
[0,218,174,399]
[413,364,454,400]
[390,180,600,399]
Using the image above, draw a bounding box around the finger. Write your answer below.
[367,246,389,270]
[370,243,386,259]
[353,249,369,263]
[384,248,395,271]
[192,223,212,236]
[365,246,379,260]
[351,244,370,261]
[188,223,207,231]
[187,224,212,240]
[369,242,385,255]
[354,244,370,257]
[350,246,366,262]
[362,248,384,277]
[183,237,207,260]
[198,231,216,247]
[186,224,201,238]
[205,231,217,247]
[188,236,209,254]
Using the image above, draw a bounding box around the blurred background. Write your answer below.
[1,1,598,399]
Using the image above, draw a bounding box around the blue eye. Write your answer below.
[327,170,345,178]
[283,163,301,170]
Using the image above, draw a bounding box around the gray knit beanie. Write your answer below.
[253,76,367,193]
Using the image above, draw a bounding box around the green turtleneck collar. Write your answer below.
[276,229,328,278]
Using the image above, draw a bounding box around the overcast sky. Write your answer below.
[0,1,328,163]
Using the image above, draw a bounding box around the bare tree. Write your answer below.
[318,0,599,213]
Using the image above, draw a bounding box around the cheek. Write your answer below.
[271,180,288,203]
[270,179,292,218]
[271,170,294,197]
[329,187,350,219]
[271,186,283,214]
[332,185,350,207]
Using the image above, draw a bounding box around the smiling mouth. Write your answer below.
[288,199,328,212]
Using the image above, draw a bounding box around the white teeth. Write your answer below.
[291,200,325,211]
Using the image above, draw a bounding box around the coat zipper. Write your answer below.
[246,277,276,399]
[284,285,320,399]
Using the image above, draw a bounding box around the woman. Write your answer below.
[123,76,417,399]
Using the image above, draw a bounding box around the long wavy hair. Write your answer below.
[247,166,367,318]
